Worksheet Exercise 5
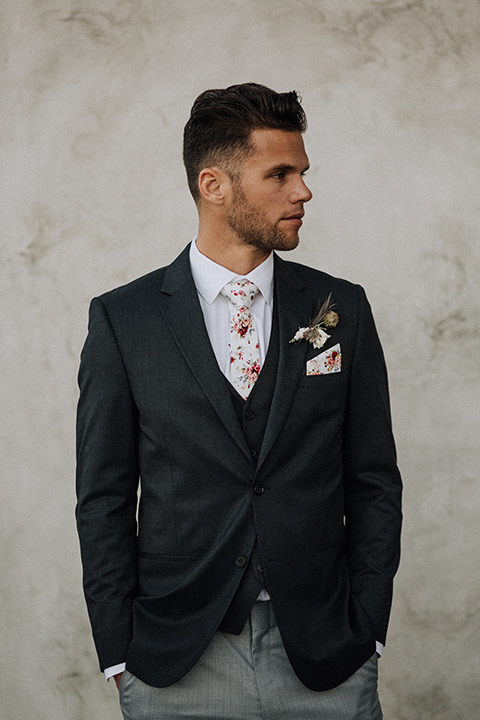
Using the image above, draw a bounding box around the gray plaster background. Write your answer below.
[1,1,479,718]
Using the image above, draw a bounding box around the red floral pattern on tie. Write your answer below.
[221,280,261,399]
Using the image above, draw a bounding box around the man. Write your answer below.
[76,83,402,719]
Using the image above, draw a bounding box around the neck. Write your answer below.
[196,225,270,275]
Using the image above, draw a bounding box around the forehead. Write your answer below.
[245,128,309,171]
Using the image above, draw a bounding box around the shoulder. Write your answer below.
[275,255,366,303]
[96,266,168,308]
[92,245,192,314]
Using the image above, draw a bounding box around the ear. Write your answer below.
[198,167,231,205]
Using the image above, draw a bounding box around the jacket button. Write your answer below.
[253,484,264,495]
[235,556,247,567]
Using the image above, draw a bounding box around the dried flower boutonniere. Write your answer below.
[289,292,339,349]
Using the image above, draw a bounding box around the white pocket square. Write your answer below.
[306,343,342,375]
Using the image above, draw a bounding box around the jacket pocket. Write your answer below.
[138,552,195,561]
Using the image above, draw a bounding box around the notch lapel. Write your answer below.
[157,247,252,460]
[256,255,312,470]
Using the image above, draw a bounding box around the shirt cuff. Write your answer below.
[104,662,126,681]
[375,641,384,657]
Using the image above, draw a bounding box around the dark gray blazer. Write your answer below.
[76,245,402,691]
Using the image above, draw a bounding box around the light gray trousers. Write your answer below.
[119,601,382,720]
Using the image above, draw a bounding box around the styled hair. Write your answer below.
[183,82,307,202]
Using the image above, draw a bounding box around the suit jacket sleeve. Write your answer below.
[343,285,402,644]
[76,297,139,670]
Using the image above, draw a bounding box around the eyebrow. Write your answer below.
[268,163,310,173]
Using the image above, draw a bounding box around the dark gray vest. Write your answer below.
[218,304,279,634]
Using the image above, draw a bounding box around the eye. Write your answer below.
[271,171,285,180]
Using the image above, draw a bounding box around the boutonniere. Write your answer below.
[289,292,339,349]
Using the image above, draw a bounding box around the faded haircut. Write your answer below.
[183,82,307,203]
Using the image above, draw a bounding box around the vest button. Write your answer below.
[253,484,265,495]
[235,556,247,567]
[245,410,255,420]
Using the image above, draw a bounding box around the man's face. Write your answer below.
[226,128,312,252]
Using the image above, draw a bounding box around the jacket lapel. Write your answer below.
[256,255,312,470]
[155,247,322,469]
[157,247,252,460]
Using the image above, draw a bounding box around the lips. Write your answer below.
[282,212,304,227]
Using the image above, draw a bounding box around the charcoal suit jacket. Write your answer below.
[75,244,402,691]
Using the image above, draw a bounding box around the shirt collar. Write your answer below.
[189,239,274,306]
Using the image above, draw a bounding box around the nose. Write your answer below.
[291,176,313,204]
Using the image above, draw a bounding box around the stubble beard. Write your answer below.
[227,184,300,252]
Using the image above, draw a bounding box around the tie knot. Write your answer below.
[221,280,259,311]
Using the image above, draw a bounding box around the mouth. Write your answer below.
[282,212,304,228]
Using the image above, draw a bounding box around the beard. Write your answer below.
[227,184,300,252]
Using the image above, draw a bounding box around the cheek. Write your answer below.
[258,195,282,218]
[250,200,274,223]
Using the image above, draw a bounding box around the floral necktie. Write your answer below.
[221,280,261,399]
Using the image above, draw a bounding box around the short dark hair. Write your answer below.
[183,82,307,202]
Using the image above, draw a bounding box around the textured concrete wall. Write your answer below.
[1,1,479,718]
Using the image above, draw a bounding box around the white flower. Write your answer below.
[291,327,309,342]
[311,328,330,349]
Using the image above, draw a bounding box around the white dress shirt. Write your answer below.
[189,239,274,373]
